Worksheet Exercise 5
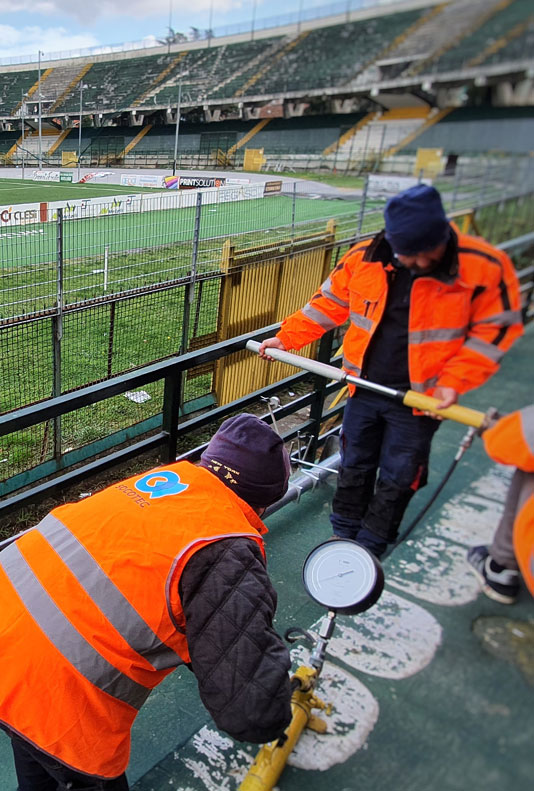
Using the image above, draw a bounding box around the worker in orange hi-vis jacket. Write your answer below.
[260,184,523,559]
[468,405,534,604]
[0,414,292,791]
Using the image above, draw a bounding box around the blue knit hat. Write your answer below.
[199,414,290,508]
[384,185,450,256]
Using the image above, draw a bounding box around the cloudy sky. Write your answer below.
[0,0,333,61]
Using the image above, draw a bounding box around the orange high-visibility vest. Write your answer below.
[483,406,534,596]
[277,228,523,396]
[0,461,266,778]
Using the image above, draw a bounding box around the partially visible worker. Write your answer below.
[468,404,534,604]
[260,184,523,558]
[0,414,293,791]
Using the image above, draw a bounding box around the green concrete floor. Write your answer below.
[0,323,532,791]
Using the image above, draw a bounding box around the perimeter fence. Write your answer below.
[1,161,534,497]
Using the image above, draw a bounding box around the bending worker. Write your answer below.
[260,185,523,558]
[468,404,534,604]
[0,414,292,791]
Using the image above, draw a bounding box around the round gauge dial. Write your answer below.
[302,539,384,615]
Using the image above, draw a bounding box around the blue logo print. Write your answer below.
[134,470,189,499]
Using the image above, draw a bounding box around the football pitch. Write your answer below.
[0,180,383,317]
[0,176,158,204]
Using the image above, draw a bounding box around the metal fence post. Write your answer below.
[181,190,202,356]
[52,208,64,460]
[451,161,461,211]
[291,180,297,239]
[357,174,369,239]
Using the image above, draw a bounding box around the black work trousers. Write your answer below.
[10,734,129,791]
[330,389,439,557]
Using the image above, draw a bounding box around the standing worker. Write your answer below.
[468,404,534,603]
[0,414,292,791]
[260,185,523,558]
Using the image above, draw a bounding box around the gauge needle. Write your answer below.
[319,569,354,581]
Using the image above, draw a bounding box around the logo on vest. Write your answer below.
[134,470,189,499]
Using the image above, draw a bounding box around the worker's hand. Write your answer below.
[258,337,287,360]
[433,387,459,410]
[422,386,458,420]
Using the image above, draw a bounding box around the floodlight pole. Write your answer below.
[78,81,85,182]
[207,0,214,47]
[251,0,257,41]
[172,77,182,176]
[38,50,43,170]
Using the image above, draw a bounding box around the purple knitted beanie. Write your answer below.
[199,414,290,507]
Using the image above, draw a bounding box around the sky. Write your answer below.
[0,0,343,61]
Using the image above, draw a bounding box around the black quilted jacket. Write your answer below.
[179,537,293,744]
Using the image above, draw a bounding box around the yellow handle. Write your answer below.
[403,390,486,428]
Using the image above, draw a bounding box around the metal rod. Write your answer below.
[246,340,399,398]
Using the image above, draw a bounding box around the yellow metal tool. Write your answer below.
[238,666,329,791]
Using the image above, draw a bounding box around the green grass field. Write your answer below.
[0,187,386,320]
[0,177,159,204]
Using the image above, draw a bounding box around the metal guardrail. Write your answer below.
[1,236,533,516]
[0,325,344,516]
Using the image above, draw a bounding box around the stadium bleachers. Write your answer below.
[479,14,534,66]
[240,8,430,96]
[0,70,39,117]
[431,0,533,73]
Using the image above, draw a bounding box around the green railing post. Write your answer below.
[162,370,183,462]
[305,332,335,463]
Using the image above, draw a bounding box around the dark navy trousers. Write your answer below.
[10,734,129,791]
[330,389,440,557]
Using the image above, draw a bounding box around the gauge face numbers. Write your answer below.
[302,539,384,615]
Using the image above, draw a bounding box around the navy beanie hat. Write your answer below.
[384,185,450,256]
[199,413,290,508]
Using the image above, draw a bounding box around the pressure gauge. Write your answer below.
[302,539,384,615]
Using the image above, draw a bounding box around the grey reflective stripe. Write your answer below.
[38,515,181,671]
[410,376,439,393]
[342,357,362,377]
[350,311,373,332]
[165,532,263,631]
[463,337,504,362]
[520,405,534,454]
[471,309,522,327]
[409,327,467,344]
[0,542,150,710]
[301,303,338,331]
[320,277,349,308]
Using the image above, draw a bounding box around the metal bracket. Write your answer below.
[261,395,282,436]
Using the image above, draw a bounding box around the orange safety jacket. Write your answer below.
[0,461,266,778]
[483,406,534,597]
[277,227,523,396]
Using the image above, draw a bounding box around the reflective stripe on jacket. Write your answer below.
[277,228,523,396]
[0,461,266,778]
[483,405,534,596]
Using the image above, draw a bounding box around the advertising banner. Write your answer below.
[0,203,42,227]
[177,176,226,190]
[367,174,432,198]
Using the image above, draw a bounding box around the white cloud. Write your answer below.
[0,0,241,24]
[0,24,98,59]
